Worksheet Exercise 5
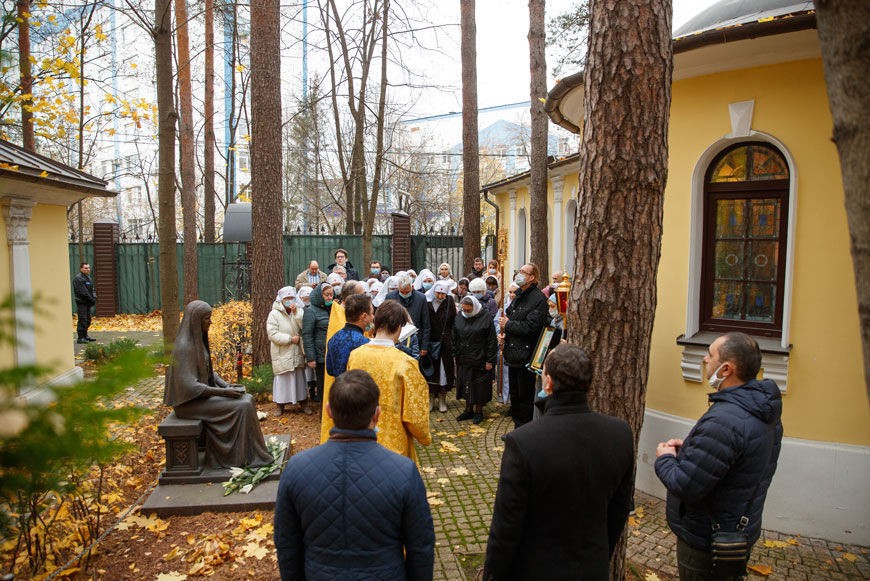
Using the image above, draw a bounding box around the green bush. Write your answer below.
[82,337,139,363]
[244,364,274,397]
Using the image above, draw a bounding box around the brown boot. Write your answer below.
[301,399,313,415]
[272,402,285,417]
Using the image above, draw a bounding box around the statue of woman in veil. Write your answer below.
[164,300,273,469]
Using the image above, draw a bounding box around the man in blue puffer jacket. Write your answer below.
[274,369,435,580]
[655,332,783,580]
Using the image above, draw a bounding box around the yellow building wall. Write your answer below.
[495,58,869,446]
[648,58,868,446]
[28,204,76,377]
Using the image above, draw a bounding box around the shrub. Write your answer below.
[209,301,252,381]
[82,337,139,363]
[244,364,274,398]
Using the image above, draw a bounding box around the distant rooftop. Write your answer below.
[400,101,532,125]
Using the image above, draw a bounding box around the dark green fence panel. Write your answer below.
[68,243,94,312]
[411,235,465,277]
[282,235,392,284]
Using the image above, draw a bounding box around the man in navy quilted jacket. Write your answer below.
[655,332,783,580]
[274,369,435,580]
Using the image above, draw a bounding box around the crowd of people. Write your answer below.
[212,247,783,580]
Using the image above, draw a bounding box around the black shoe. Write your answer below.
[502,407,512,417]
[500,434,508,442]
[472,414,483,424]
[84,336,97,342]
[76,337,88,344]
[456,410,474,421]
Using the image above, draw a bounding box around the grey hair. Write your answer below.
[396,271,413,290]
[332,264,347,274]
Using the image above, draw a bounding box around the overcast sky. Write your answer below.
[401,0,720,118]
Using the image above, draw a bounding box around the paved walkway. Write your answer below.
[416,397,870,580]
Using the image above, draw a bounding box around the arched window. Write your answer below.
[700,142,789,337]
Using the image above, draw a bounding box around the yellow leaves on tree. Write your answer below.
[209,301,253,381]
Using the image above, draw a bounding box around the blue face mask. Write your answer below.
[372,267,380,275]
[422,282,433,290]
[400,290,413,299]
[472,291,485,299]
[324,300,333,307]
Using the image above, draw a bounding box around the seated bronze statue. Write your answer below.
[164,300,273,469]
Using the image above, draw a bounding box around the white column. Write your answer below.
[551,175,564,273]
[2,198,37,366]
[508,189,518,277]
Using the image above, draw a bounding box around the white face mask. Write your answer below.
[549,308,558,318]
[708,363,727,390]
[514,273,527,287]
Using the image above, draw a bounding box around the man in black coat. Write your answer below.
[385,271,431,356]
[655,332,783,580]
[484,344,635,580]
[498,263,548,428]
[327,248,359,280]
[73,262,97,344]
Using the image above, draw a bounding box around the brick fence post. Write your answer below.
[391,211,411,272]
[93,219,119,316]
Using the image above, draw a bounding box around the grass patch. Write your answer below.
[83,337,139,363]
[457,552,485,580]
[244,364,274,397]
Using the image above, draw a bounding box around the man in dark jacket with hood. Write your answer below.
[655,332,783,580]
[499,263,548,428]
[275,369,435,580]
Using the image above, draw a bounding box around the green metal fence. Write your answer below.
[69,235,398,314]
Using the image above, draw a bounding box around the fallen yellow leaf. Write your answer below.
[747,564,772,576]
[843,552,857,562]
[644,573,660,581]
[156,572,188,581]
[763,540,789,548]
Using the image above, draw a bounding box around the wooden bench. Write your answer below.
[158,412,204,482]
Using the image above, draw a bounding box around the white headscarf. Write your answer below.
[298,285,313,306]
[368,280,383,298]
[503,282,519,310]
[459,294,482,317]
[437,263,453,280]
[275,285,304,309]
[326,272,343,287]
[367,277,379,288]
[413,268,436,291]
[427,280,452,310]
[374,276,397,307]
[407,269,417,280]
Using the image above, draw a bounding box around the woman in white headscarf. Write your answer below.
[452,295,498,424]
[496,282,519,405]
[266,286,310,415]
[423,280,456,412]
[413,269,436,292]
[326,272,344,301]
[373,275,398,308]
[298,285,313,307]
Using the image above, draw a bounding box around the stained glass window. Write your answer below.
[710,144,788,183]
[702,143,789,336]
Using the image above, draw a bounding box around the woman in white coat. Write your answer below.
[267,286,310,415]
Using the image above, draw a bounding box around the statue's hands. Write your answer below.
[223,385,245,399]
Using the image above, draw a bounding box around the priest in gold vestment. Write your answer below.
[346,299,431,460]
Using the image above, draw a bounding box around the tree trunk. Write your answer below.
[460,0,480,273]
[175,0,197,305]
[250,0,285,366]
[203,0,216,242]
[565,1,672,578]
[814,0,870,402]
[155,0,181,346]
[17,0,33,151]
[528,0,549,283]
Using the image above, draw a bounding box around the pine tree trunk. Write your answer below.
[250,0,285,366]
[17,0,33,151]
[155,0,181,346]
[814,0,870,401]
[461,0,480,273]
[203,0,216,243]
[175,0,197,305]
[528,0,548,283]
[565,1,672,578]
